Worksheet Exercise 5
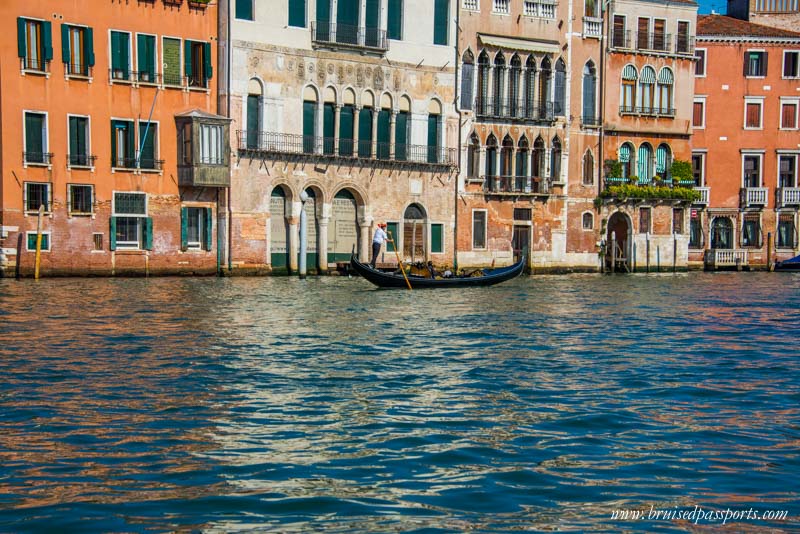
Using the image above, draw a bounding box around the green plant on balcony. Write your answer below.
[604,159,622,180]
[598,184,702,203]
[670,159,694,186]
[628,175,639,185]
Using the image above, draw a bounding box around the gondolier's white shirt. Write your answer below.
[373,227,388,244]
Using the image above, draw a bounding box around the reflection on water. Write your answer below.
[1,273,799,531]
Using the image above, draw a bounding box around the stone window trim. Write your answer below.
[25,231,51,252]
[581,211,594,231]
[743,96,765,130]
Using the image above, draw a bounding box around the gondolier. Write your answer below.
[371,223,392,268]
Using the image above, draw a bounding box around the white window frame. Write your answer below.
[112,190,149,217]
[199,123,224,165]
[581,211,594,231]
[108,29,134,83]
[777,151,799,188]
[780,97,799,130]
[23,181,52,214]
[63,22,91,79]
[137,119,161,172]
[745,49,767,78]
[743,96,765,130]
[66,113,92,169]
[695,48,707,77]
[25,231,51,252]
[741,152,764,188]
[492,0,510,15]
[692,151,706,187]
[692,97,706,129]
[22,109,49,168]
[67,183,95,216]
[783,50,800,79]
[740,212,763,248]
[161,35,184,88]
[676,18,692,54]
[776,212,798,250]
[134,32,159,85]
[185,206,205,250]
[472,209,488,250]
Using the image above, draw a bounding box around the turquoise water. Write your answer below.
[1,273,799,532]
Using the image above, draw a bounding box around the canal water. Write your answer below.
[1,273,798,532]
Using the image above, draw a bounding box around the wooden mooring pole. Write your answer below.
[767,232,773,272]
[34,204,44,280]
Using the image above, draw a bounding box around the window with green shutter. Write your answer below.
[111,120,135,168]
[138,122,158,170]
[431,223,443,254]
[377,109,390,160]
[185,40,212,88]
[339,105,354,157]
[358,108,372,157]
[387,0,403,40]
[337,0,358,44]
[303,100,316,154]
[68,116,89,166]
[62,25,92,76]
[26,232,50,252]
[433,0,448,45]
[246,95,260,149]
[288,0,306,28]
[386,222,399,252]
[19,18,52,71]
[323,103,335,155]
[184,207,212,250]
[365,0,380,47]
[110,31,130,80]
[24,112,47,165]
[395,111,408,161]
[427,114,440,163]
[235,0,254,20]
[137,34,156,83]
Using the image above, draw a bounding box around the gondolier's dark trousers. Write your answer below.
[370,242,382,268]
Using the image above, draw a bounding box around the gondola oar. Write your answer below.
[387,230,412,291]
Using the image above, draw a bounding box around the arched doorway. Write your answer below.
[270,186,290,270]
[403,203,426,262]
[300,188,318,270]
[710,217,733,249]
[606,211,631,272]
[328,189,359,263]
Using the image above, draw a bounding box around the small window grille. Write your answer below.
[513,208,532,221]
[93,233,104,251]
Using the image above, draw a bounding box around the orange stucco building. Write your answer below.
[0,0,230,277]
[690,15,800,269]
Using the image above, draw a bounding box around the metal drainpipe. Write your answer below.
[598,1,607,197]
[226,0,233,272]
[453,0,462,272]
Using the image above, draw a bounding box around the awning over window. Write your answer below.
[622,64,638,80]
[658,68,674,84]
[478,34,560,54]
[640,66,656,84]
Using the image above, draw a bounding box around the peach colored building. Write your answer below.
[0,0,230,277]
[690,15,800,269]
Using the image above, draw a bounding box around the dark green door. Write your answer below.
[427,114,439,163]
[303,101,316,153]
[365,0,380,47]
[358,108,372,158]
[317,0,331,41]
[25,113,44,163]
[395,111,408,161]
[377,109,390,159]
[246,94,259,149]
[323,103,335,155]
[337,0,359,44]
[339,105,354,156]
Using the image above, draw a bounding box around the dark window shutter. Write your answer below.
[137,35,148,78]
[376,109,390,159]
[555,69,566,115]
[236,0,254,20]
[338,105,354,156]
[763,52,768,76]
[431,223,443,253]
[288,0,306,27]
[43,21,53,61]
[461,63,474,110]
[109,217,117,251]
[204,42,213,80]
[61,24,70,64]
[427,114,439,163]
[337,0,358,26]
[180,207,188,251]
[358,108,372,157]
[395,110,408,161]
[744,52,749,76]
[203,208,213,251]
[388,0,402,40]
[85,27,94,67]
[323,103,335,154]
[433,0,448,45]
[366,0,380,31]
[144,218,153,251]
[303,100,316,153]
[184,40,193,77]
[246,95,260,148]
[17,18,27,58]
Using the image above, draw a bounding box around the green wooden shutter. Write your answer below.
[246,95,259,148]
[427,114,439,163]
[137,35,155,80]
[236,0,254,20]
[139,123,155,167]
[303,100,316,153]
[43,21,53,61]
[203,208,213,251]
[144,218,153,251]
[25,114,43,156]
[180,207,188,251]
[68,117,78,162]
[395,111,407,161]
[184,40,193,77]
[431,223,443,253]
[85,27,94,67]
[377,109,390,159]
[17,18,26,58]
[111,31,120,71]
[386,222,398,252]
[365,0,380,45]
[358,108,372,157]
[288,0,306,28]
[110,217,117,251]
[111,121,117,165]
[323,103,335,155]
[339,105,354,156]
[317,0,330,22]
[388,0,402,40]
[203,42,212,80]
[61,24,70,64]
[433,0,448,45]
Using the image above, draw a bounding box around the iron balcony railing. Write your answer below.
[21,57,50,73]
[238,131,457,167]
[311,22,388,51]
[136,71,162,85]
[23,151,53,165]
[65,62,92,77]
[112,156,138,169]
[619,105,676,117]
[139,158,165,171]
[68,154,98,167]
[605,176,694,188]
[109,67,134,82]
[612,30,695,56]
[635,31,672,53]
[484,175,552,195]
[611,29,632,49]
[475,98,556,122]
[582,115,601,128]
[675,35,696,55]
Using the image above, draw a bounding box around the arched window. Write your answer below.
[554,58,566,116]
[539,57,552,119]
[246,78,263,149]
[501,135,514,180]
[710,217,733,249]
[582,61,597,125]
[477,51,490,116]
[516,136,529,191]
[657,67,674,115]
[619,142,634,179]
[532,136,545,181]
[637,143,653,183]
[461,50,475,111]
[621,65,637,113]
[302,85,319,154]
[493,52,506,117]
[655,143,672,182]
[485,134,498,178]
[524,56,537,119]
[639,66,656,114]
[467,133,480,178]
[550,136,562,184]
[582,212,594,230]
[427,100,442,164]
[509,54,522,118]
[583,150,594,185]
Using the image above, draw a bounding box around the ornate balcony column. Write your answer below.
[334,105,342,154]
[371,110,379,158]
[389,110,397,159]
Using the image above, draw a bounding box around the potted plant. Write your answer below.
[628,175,639,185]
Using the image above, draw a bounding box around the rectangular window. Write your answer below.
[93,233,104,251]
[138,122,159,170]
[779,155,797,187]
[743,155,762,187]
[612,15,626,48]
[388,0,403,40]
[513,208,532,220]
[695,49,706,76]
[472,210,487,249]
[652,19,666,51]
[741,215,762,248]
[26,232,50,252]
[288,0,306,27]
[62,24,93,76]
[524,0,555,18]
[235,0,254,20]
[110,30,131,81]
[784,50,799,78]
[637,17,649,50]
[427,114,440,164]
[112,192,151,251]
[692,153,705,186]
[18,18,52,72]
[358,107,372,157]
[777,214,797,248]
[137,34,157,83]
[461,62,474,110]
[377,108,390,159]
[24,111,48,165]
[111,120,135,168]
[430,223,444,254]
[433,0,449,45]
[781,102,798,129]
[303,100,317,154]
[181,207,212,251]
[185,40,212,89]
[180,122,193,164]
[639,207,651,234]
[690,212,703,248]
[68,184,93,215]
[24,182,51,213]
[745,51,767,77]
[692,100,704,128]
[68,116,90,166]
[676,21,691,54]
[673,208,684,234]
[745,101,762,129]
[200,124,224,165]
[163,37,182,86]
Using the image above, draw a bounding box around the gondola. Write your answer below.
[775,253,800,271]
[350,253,525,289]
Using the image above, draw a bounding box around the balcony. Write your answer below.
[582,115,601,128]
[484,175,552,196]
[694,186,710,205]
[23,152,54,166]
[20,57,50,75]
[111,156,138,171]
[635,32,672,54]
[619,105,676,118]
[583,17,603,38]
[67,154,98,168]
[741,187,768,208]
[475,98,555,122]
[705,249,749,270]
[675,35,696,56]
[238,131,457,169]
[602,176,702,203]
[777,187,800,207]
[139,158,165,172]
[109,68,134,84]
[311,22,388,53]
[610,29,632,49]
